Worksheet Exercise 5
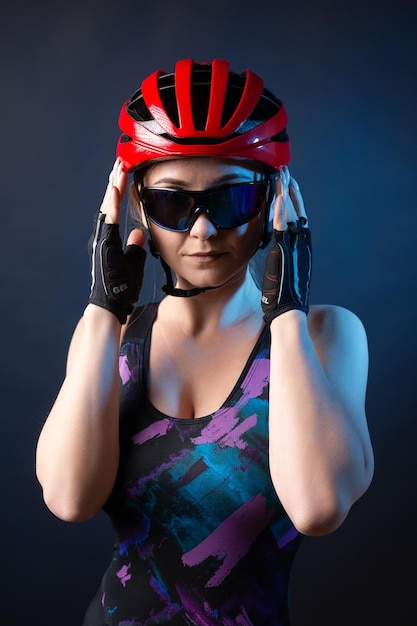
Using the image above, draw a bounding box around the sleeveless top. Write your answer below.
[82,303,302,626]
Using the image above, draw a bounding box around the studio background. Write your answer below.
[1,0,416,624]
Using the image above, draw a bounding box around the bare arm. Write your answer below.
[268,305,374,536]
[36,159,145,521]
[267,171,374,535]
[36,307,123,521]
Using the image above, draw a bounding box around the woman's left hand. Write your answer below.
[261,166,312,324]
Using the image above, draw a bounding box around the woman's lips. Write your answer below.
[187,251,226,263]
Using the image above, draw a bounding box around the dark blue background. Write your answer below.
[1,0,416,624]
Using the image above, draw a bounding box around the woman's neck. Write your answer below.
[160,269,263,337]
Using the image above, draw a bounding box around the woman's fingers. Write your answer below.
[272,167,309,230]
[126,228,146,248]
[100,158,128,224]
[272,166,298,230]
[289,176,308,226]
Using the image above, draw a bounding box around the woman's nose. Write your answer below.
[188,210,218,239]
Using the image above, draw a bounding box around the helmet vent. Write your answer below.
[190,64,212,130]
[249,88,281,122]
[127,88,153,122]
[221,74,248,128]
[269,130,289,143]
[158,73,180,127]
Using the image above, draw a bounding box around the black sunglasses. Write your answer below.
[139,180,271,232]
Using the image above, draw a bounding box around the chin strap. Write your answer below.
[148,239,224,298]
[160,255,223,297]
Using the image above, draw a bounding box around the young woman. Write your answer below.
[36,59,374,625]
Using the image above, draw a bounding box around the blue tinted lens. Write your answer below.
[141,189,195,231]
[212,184,264,228]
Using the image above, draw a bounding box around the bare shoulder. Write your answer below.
[307,305,369,397]
[307,304,367,353]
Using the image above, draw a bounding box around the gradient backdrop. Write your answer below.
[1,0,416,624]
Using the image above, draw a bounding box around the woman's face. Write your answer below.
[140,157,268,293]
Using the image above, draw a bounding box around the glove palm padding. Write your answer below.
[261,220,312,324]
[88,211,146,324]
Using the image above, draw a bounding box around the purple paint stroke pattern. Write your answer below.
[191,357,269,447]
[117,563,132,587]
[131,418,171,445]
[182,493,276,587]
[119,354,131,386]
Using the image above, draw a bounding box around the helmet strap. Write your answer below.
[148,237,224,298]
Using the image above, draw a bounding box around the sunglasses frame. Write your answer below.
[138,180,272,233]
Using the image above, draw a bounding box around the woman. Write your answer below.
[36,59,374,625]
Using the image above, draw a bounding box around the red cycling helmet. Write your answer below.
[116,58,290,172]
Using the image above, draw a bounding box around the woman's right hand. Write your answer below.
[88,158,147,324]
[99,156,127,224]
